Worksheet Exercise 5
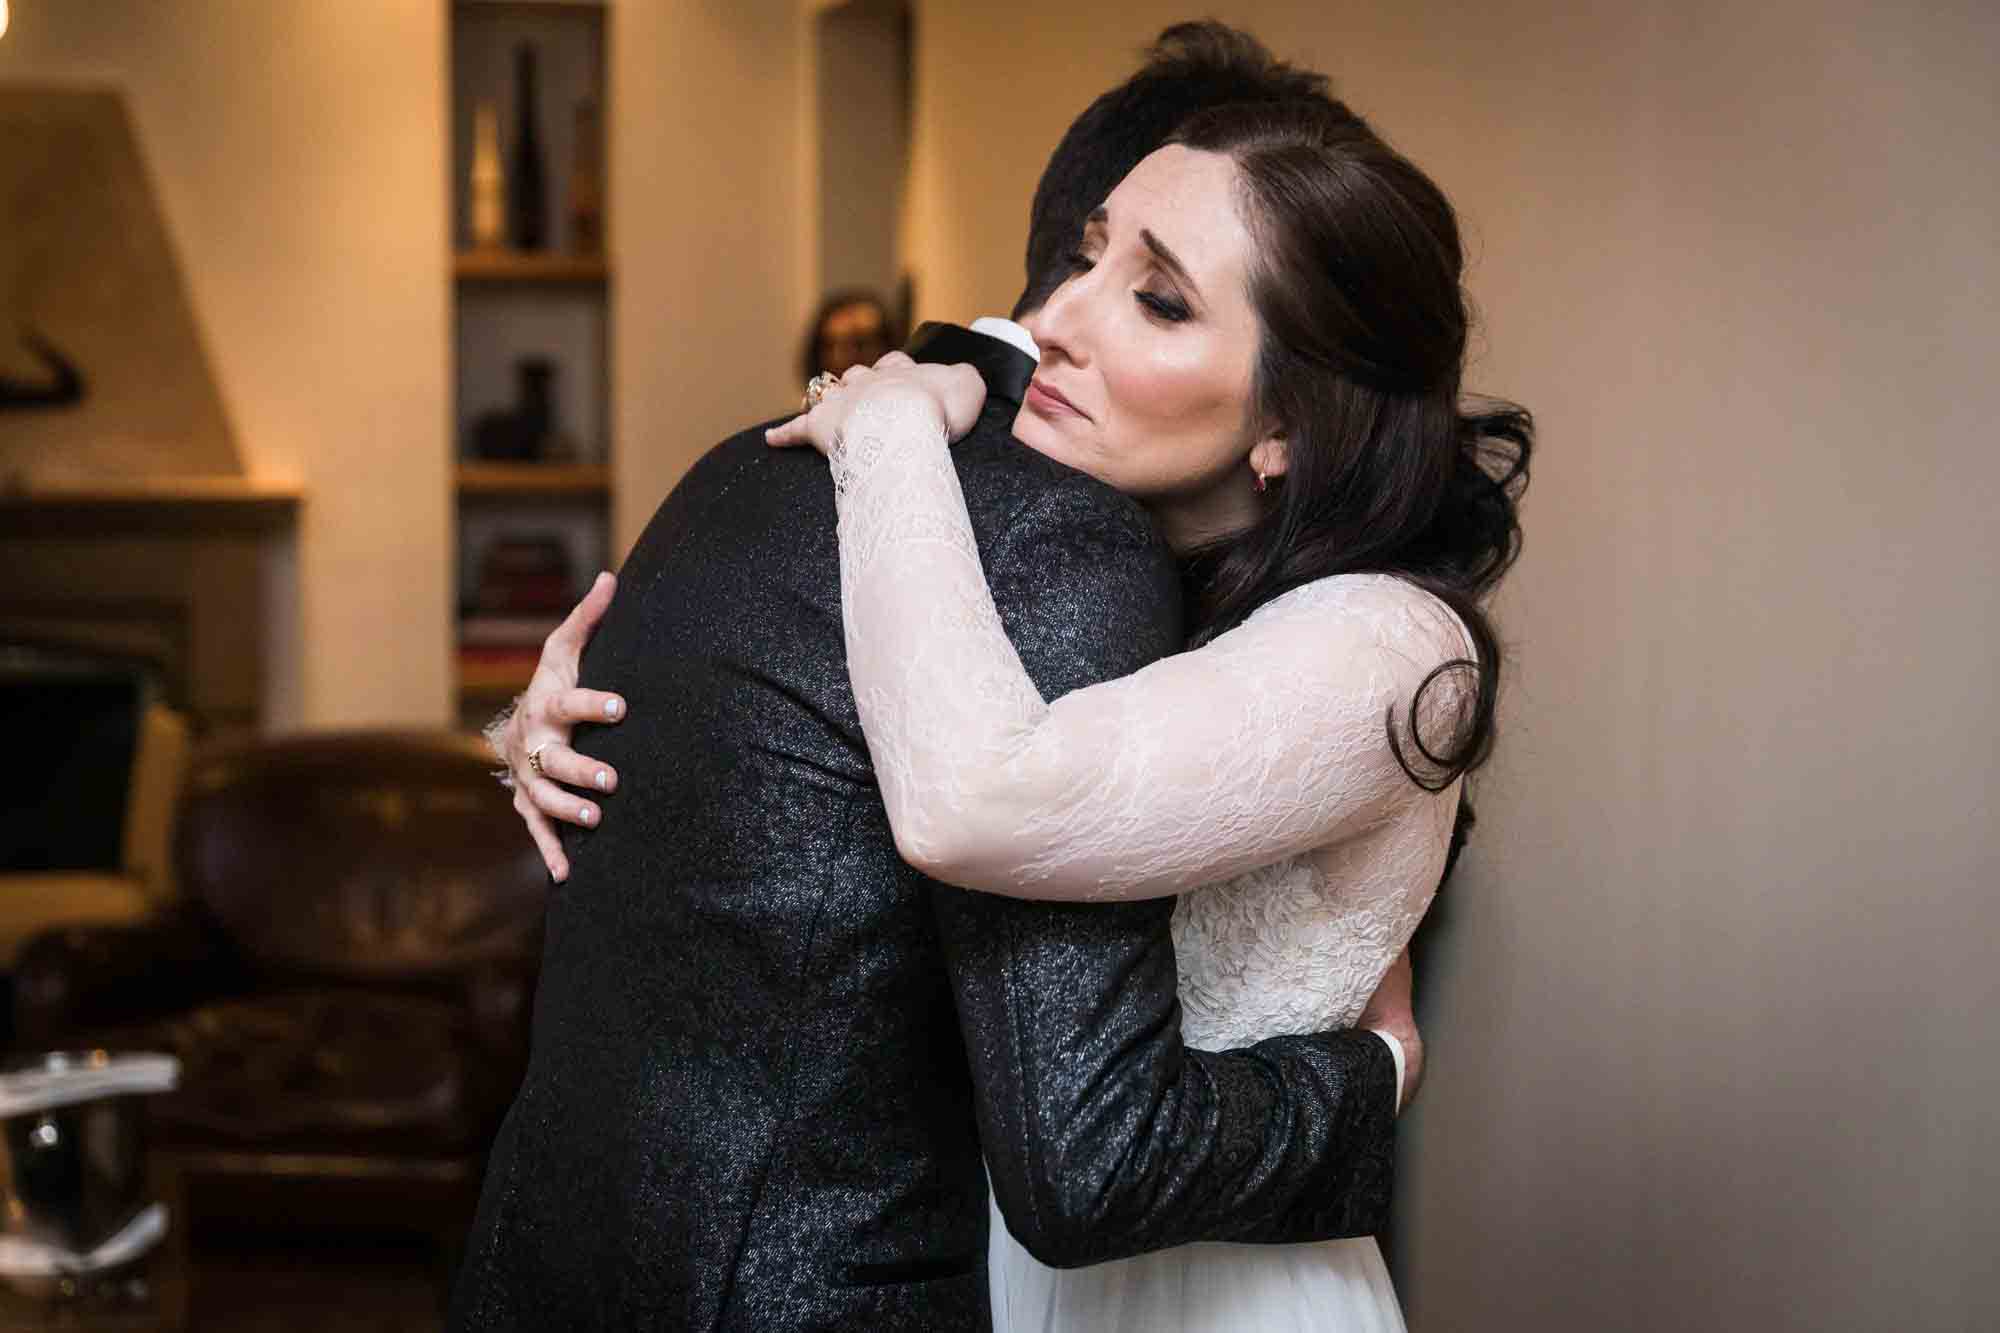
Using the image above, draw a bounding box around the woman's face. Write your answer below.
[819,301,890,377]
[1016,145,1282,550]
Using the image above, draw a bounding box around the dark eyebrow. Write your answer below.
[1139,229,1199,298]
[1085,206,1202,303]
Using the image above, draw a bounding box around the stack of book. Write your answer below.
[457,535,575,695]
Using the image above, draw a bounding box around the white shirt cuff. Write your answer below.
[1367,1029,1406,1115]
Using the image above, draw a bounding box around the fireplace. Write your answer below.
[2,89,300,736]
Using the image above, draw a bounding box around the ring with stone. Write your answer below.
[527,741,551,778]
[804,371,841,411]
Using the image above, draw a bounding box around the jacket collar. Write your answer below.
[905,322,1037,409]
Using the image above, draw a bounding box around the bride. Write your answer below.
[503,85,1527,1333]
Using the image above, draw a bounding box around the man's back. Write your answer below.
[453,380,1181,1330]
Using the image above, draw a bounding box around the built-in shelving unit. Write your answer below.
[449,0,610,725]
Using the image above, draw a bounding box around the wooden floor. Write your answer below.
[190,1229,444,1333]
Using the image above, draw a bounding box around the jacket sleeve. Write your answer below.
[930,473,1398,1267]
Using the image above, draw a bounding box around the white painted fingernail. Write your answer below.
[579,804,595,826]
[604,698,623,719]
[594,769,609,791]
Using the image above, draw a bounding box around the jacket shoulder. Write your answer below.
[947,432,1183,696]
[950,430,1162,553]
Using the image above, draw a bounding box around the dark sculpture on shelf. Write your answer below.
[468,356,575,462]
[0,328,86,411]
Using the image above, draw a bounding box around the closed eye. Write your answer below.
[1137,290,1190,323]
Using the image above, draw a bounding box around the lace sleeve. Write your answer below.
[833,399,1472,902]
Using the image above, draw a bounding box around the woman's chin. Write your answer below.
[1011,409,1114,487]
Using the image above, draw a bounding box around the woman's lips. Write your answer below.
[1025,378,1088,421]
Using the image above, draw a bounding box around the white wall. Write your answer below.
[910,3,2000,1328]
[0,0,454,730]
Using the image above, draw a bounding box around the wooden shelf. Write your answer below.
[458,674,534,704]
[458,669,537,705]
[458,638,540,698]
[454,249,608,285]
[454,1,609,18]
[0,475,302,535]
[456,461,609,501]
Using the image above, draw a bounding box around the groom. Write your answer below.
[452,25,1408,1333]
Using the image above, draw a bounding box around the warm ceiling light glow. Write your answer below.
[0,2,11,41]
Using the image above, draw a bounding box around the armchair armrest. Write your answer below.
[12,908,235,1045]
[122,702,190,906]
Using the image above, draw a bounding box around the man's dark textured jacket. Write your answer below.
[449,326,1397,1332]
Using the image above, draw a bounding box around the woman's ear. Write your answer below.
[1249,432,1290,482]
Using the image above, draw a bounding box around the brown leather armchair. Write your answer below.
[10,731,546,1248]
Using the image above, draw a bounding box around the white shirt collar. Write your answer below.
[969,316,1040,363]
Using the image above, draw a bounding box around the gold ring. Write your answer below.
[803,371,840,411]
[527,742,551,778]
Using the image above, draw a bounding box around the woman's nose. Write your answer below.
[1022,272,1089,367]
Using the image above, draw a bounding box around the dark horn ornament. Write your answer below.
[0,329,87,411]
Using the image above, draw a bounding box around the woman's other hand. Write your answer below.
[488,570,626,882]
[765,351,987,456]
[1356,948,1424,1111]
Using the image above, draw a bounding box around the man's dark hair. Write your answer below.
[1014,22,1333,318]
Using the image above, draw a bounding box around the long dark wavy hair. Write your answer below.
[1171,98,1532,792]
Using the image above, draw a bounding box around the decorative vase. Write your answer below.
[470,100,506,250]
[508,44,547,250]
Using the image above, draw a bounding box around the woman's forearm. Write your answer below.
[832,396,1067,886]
[833,399,1465,902]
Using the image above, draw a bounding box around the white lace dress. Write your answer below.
[830,398,1467,1332]
[986,853,1428,1333]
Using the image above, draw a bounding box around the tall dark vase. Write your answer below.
[509,44,547,250]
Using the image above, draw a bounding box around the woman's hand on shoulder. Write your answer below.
[489,570,626,882]
[765,350,986,458]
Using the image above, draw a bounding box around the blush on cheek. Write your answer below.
[1102,337,1256,486]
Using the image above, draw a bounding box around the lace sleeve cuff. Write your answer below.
[829,394,952,498]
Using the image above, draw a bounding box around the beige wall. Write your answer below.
[0,0,453,731]
[609,0,814,553]
[815,1,908,307]
[1,0,827,722]
[912,3,1999,1328]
